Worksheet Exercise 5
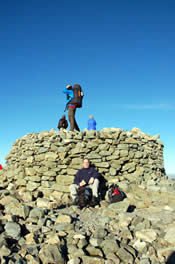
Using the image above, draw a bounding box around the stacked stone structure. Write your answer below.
[1,128,175,263]
[1,127,166,201]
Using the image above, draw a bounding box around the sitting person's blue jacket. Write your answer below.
[74,167,100,185]
[63,88,74,107]
[88,118,96,130]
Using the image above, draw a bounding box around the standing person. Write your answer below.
[57,115,68,130]
[0,164,3,170]
[69,158,100,206]
[63,84,80,132]
[88,115,96,130]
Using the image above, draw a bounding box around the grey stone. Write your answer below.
[135,229,158,243]
[110,160,122,170]
[122,162,136,172]
[99,151,112,156]
[67,258,81,264]
[116,247,134,264]
[117,144,129,150]
[139,259,151,264]
[56,214,72,224]
[38,147,48,153]
[89,238,103,247]
[55,223,74,231]
[81,256,105,264]
[164,226,175,244]
[68,248,85,258]
[77,238,88,248]
[19,205,31,219]
[5,222,21,240]
[95,162,110,168]
[29,208,45,218]
[51,183,69,192]
[26,181,40,191]
[120,150,129,157]
[86,245,103,257]
[105,253,120,263]
[93,227,108,239]
[101,239,119,254]
[108,199,130,212]
[87,153,101,159]
[0,245,11,257]
[109,168,117,176]
[39,244,65,264]
[98,144,110,151]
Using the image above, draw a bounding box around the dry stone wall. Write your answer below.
[1,127,166,200]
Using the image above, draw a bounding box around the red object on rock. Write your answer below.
[113,189,120,195]
[0,164,3,170]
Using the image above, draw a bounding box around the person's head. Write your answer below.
[62,115,66,119]
[66,84,72,90]
[89,115,94,119]
[83,158,90,169]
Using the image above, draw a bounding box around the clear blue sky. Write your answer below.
[0,0,174,174]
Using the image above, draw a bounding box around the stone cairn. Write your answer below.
[0,127,175,263]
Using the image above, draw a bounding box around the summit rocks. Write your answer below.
[0,128,175,263]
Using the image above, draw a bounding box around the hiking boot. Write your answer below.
[72,197,78,206]
[89,196,99,207]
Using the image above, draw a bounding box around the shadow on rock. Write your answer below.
[98,175,108,200]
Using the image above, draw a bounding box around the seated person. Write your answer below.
[69,158,100,206]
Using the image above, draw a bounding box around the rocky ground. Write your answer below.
[1,178,175,264]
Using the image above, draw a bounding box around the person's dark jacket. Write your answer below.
[74,167,100,185]
[57,116,68,130]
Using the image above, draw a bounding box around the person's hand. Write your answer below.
[88,177,94,185]
[80,180,86,187]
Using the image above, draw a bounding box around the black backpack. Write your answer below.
[77,186,92,209]
[108,183,125,203]
[68,84,84,108]
[57,118,68,129]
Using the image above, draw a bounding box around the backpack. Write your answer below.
[77,186,92,209]
[57,118,68,129]
[108,183,125,203]
[68,84,84,108]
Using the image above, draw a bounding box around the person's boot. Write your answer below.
[89,196,99,207]
[72,197,78,206]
